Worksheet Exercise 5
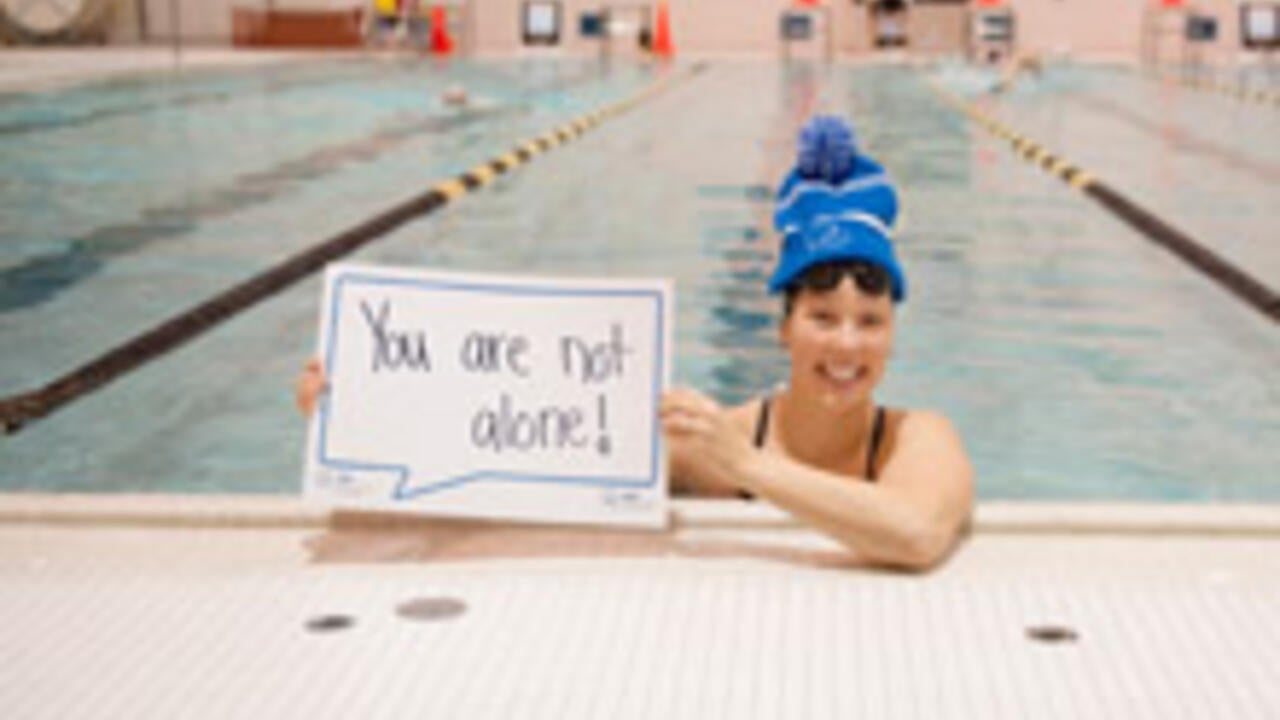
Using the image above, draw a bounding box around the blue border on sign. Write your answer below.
[313,270,666,501]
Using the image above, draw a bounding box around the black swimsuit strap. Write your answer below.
[752,396,772,449]
[752,395,885,482]
[741,398,773,499]
[865,405,886,481]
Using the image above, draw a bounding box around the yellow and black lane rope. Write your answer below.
[927,78,1280,326]
[1143,66,1280,109]
[0,63,710,436]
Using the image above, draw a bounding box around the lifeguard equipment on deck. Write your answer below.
[1140,0,1201,67]
[522,1,562,46]
[652,1,674,57]
[968,2,1015,64]
[364,1,470,54]
[780,2,833,62]
[579,11,605,38]
[429,4,454,55]
[1185,14,1217,42]
[1182,12,1219,65]
[585,4,652,60]
[1241,3,1280,51]
[870,0,908,49]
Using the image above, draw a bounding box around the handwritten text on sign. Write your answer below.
[303,264,671,529]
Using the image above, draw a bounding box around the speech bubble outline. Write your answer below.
[311,268,667,503]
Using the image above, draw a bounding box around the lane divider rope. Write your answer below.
[926,77,1279,325]
[1141,66,1280,109]
[0,63,710,436]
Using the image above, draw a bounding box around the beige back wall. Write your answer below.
[1010,0,1245,61]
[103,0,1265,65]
[473,0,835,57]
[139,0,234,43]
[463,0,1261,62]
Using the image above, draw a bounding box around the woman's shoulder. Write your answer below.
[881,407,969,474]
[889,407,961,437]
[880,406,962,446]
[878,407,974,515]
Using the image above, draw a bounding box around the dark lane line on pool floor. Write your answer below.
[0,63,710,436]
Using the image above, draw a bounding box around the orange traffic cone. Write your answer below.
[429,5,454,55]
[652,1,674,58]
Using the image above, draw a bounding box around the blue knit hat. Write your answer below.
[767,213,907,301]
[769,115,906,301]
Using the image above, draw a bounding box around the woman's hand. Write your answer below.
[294,357,327,417]
[660,387,754,494]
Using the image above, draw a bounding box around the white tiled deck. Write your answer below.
[3,496,1279,719]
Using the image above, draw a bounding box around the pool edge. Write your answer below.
[1,493,1278,536]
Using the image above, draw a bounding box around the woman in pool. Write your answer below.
[297,116,972,571]
[660,116,973,571]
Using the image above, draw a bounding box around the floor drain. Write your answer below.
[1027,625,1079,644]
[396,596,467,623]
[306,614,355,633]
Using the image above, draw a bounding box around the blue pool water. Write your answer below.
[0,56,1277,500]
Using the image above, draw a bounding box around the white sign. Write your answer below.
[303,263,672,528]
[524,2,558,37]
[1245,7,1277,43]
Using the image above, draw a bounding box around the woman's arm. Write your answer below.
[740,411,972,570]
[662,388,973,571]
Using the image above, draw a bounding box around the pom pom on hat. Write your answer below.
[774,115,897,234]
[796,115,858,184]
[769,115,907,302]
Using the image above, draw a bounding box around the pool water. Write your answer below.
[1,57,1277,500]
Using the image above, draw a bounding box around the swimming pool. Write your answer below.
[1,56,1277,500]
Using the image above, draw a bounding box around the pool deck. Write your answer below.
[0,47,361,93]
[0,46,1155,95]
[3,495,1279,718]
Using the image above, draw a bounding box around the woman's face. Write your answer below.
[780,276,895,411]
